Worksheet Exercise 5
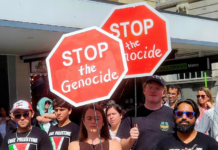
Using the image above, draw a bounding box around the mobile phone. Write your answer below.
[191,144,197,150]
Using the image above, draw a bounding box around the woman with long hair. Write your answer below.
[68,104,121,150]
[106,103,122,141]
[196,87,215,126]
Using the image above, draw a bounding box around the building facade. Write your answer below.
[0,0,218,111]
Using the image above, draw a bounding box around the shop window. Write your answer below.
[30,75,55,111]
[178,71,211,80]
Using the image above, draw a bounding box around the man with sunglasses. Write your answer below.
[1,100,52,150]
[156,99,218,150]
[117,75,175,150]
[48,97,79,150]
[165,84,181,109]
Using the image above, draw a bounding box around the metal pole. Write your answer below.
[204,72,207,87]
[134,78,137,125]
[93,103,103,150]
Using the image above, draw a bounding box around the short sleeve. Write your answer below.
[116,116,132,139]
[70,123,80,142]
[195,114,212,134]
[39,130,53,150]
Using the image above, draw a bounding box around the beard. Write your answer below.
[176,120,195,133]
[18,121,31,129]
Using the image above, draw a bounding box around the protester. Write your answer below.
[1,100,52,150]
[0,106,9,138]
[68,104,121,150]
[99,101,107,112]
[196,93,218,141]
[48,97,79,150]
[6,113,17,133]
[116,75,175,150]
[36,97,57,133]
[106,100,116,108]
[162,86,167,104]
[106,103,122,141]
[156,99,218,150]
[162,96,167,104]
[165,84,181,108]
[196,87,214,126]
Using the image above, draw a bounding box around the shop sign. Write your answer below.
[155,57,210,75]
[31,60,47,73]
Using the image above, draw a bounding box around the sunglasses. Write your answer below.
[175,111,195,119]
[196,95,206,99]
[45,101,51,105]
[14,112,30,120]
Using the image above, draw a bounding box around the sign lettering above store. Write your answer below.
[155,57,210,75]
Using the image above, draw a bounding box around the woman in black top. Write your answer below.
[68,104,121,150]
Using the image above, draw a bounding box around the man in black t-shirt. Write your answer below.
[1,100,52,150]
[48,97,79,150]
[156,99,218,150]
[117,75,175,150]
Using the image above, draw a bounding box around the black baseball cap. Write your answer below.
[146,75,166,87]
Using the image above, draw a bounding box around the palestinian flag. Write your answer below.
[50,137,64,150]
[9,143,30,150]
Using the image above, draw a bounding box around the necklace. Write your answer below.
[90,143,98,150]
[16,127,32,139]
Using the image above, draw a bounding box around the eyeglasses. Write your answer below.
[196,95,206,99]
[14,112,30,120]
[167,92,176,96]
[175,111,195,119]
[45,101,51,105]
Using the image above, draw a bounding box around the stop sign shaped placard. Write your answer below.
[46,27,128,107]
[101,2,171,78]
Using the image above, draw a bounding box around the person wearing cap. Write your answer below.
[1,100,52,150]
[48,97,79,150]
[36,97,57,133]
[116,75,175,150]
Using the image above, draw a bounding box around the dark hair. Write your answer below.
[106,103,122,116]
[173,99,200,119]
[53,97,72,110]
[0,106,8,117]
[78,104,110,141]
[106,100,116,106]
[169,84,181,94]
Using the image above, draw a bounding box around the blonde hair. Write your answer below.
[197,87,214,107]
[143,82,167,95]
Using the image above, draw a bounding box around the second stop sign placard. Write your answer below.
[101,2,171,78]
[46,27,128,107]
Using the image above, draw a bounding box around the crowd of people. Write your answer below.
[0,75,217,149]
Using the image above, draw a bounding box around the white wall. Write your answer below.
[0,0,116,28]
[16,56,31,102]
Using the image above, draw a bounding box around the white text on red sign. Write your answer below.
[61,42,119,93]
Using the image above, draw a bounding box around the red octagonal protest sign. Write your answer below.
[46,27,128,107]
[101,2,171,78]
